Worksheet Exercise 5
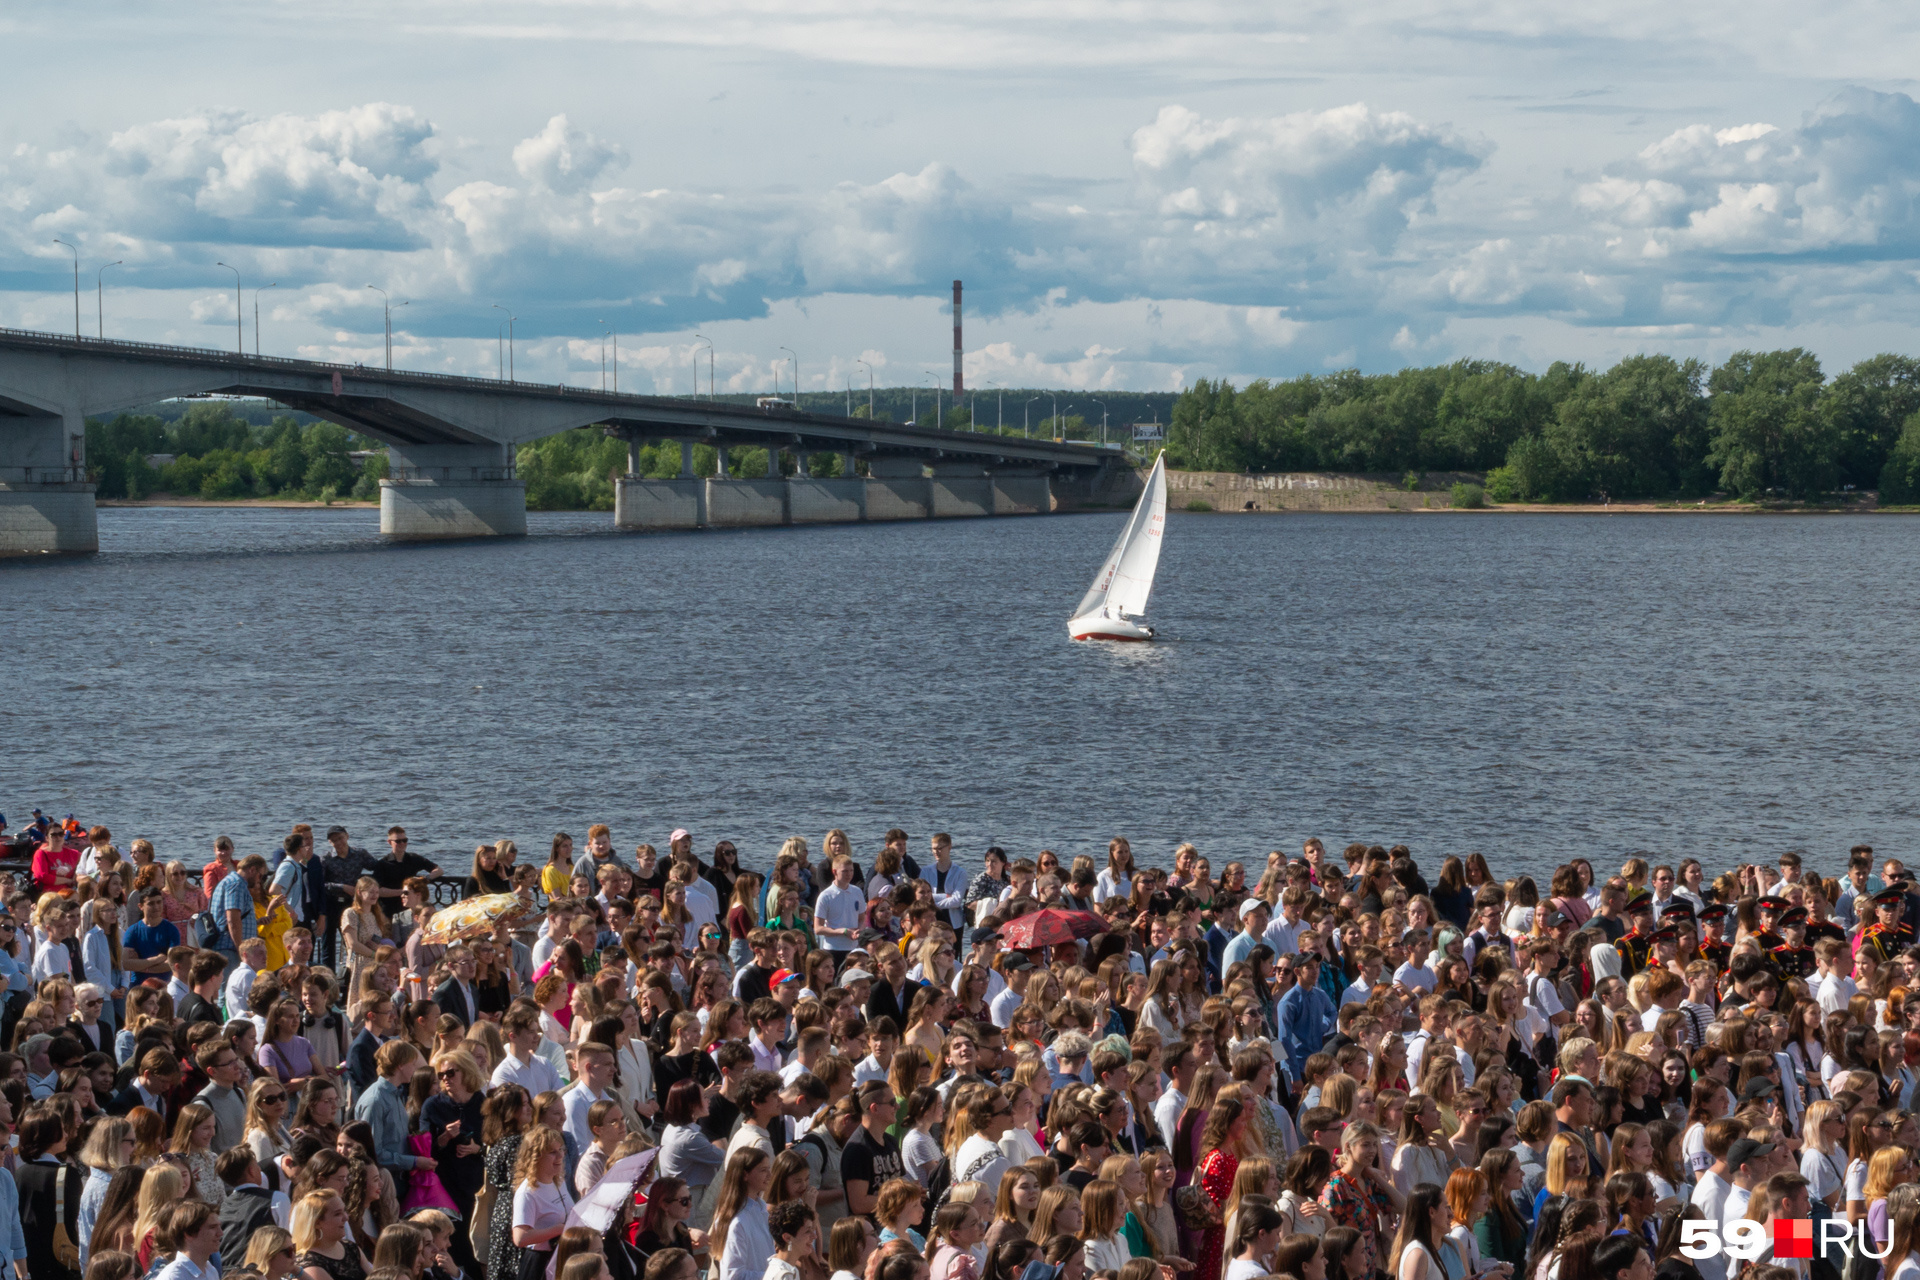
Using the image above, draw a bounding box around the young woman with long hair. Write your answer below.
[1473,1150,1529,1268]
[509,1124,570,1277]
[169,1102,222,1206]
[340,878,390,1005]
[293,1187,371,1280]
[1391,1093,1458,1197]
[1173,1065,1228,1192]
[1195,1094,1258,1280]
[982,1164,1040,1256]
[1388,1184,1455,1280]
[541,836,573,898]
[480,1085,534,1280]
[711,1149,776,1280]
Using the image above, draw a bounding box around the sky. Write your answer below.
[5,1,1920,395]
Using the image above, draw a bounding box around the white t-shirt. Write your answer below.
[1846,1157,1869,1205]
[1801,1146,1845,1203]
[1227,1260,1270,1280]
[1722,1185,1751,1227]
[1394,961,1437,992]
[1890,1253,1920,1280]
[1683,1122,1709,1174]
[1819,972,1858,1015]
[1690,1172,1733,1280]
[513,1180,571,1247]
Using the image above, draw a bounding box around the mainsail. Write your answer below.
[1072,453,1166,619]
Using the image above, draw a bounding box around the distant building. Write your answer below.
[144,453,176,469]
[1131,422,1163,442]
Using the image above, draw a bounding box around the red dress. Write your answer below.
[1196,1148,1239,1280]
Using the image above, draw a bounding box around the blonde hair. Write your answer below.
[134,1164,185,1254]
[292,1190,345,1253]
[431,1048,486,1096]
[514,1124,567,1189]
[245,1226,296,1272]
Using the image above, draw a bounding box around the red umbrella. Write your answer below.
[997,907,1111,950]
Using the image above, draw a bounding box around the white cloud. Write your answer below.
[511,115,626,193]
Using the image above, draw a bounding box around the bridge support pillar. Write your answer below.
[864,456,930,521]
[989,468,1054,515]
[930,461,992,518]
[706,479,788,527]
[615,478,705,529]
[680,441,695,479]
[789,478,866,523]
[379,444,525,540]
[0,414,96,554]
[0,482,98,554]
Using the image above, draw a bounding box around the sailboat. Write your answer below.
[1068,451,1167,641]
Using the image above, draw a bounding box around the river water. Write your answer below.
[5,507,1916,884]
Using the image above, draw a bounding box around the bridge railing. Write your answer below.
[0,466,87,485]
[389,466,519,482]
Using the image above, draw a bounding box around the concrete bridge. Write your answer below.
[0,327,1130,553]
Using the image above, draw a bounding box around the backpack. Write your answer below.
[924,1155,953,1211]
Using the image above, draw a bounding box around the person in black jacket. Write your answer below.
[177,951,227,1027]
[346,993,396,1100]
[863,947,917,1030]
[105,1048,180,1121]
[217,1146,279,1263]
[16,1107,84,1280]
[433,947,481,1029]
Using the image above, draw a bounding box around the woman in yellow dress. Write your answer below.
[256,889,295,969]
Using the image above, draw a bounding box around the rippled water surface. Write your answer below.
[5,506,1917,883]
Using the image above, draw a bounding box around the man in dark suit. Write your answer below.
[216,1147,279,1263]
[434,945,480,1028]
[346,993,396,1101]
[106,1048,179,1121]
[863,946,917,1030]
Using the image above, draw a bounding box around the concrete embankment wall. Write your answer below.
[614,475,1052,531]
[1163,469,1481,512]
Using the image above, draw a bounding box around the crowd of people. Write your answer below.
[0,810,1908,1280]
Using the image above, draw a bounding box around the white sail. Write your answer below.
[1071,452,1165,621]
[1103,453,1166,617]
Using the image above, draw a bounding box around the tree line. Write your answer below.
[1166,352,1920,502]
[86,404,382,501]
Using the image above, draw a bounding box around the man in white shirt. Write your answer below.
[1816,939,1857,1014]
[223,938,266,1020]
[562,1042,618,1152]
[1687,1126,1740,1280]
[749,1000,789,1074]
[1392,927,1437,992]
[491,1008,562,1095]
[1262,887,1308,957]
[1521,938,1572,1048]
[1155,1040,1197,1150]
[814,857,867,954]
[529,900,573,971]
[1341,947,1384,1007]
[1720,1138,1774,1231]
[668,831,722,916]
[990,955,1035,1028]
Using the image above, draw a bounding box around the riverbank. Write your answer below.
[1160,468,1898,514]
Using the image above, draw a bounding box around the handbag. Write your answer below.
[401,1132,460,1215]
[1174,1182,1218,1231]
[192,909,221,949]
[469,1181,497,1256]
[51,1164,80,1270]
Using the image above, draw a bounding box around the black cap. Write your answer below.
[1650,926,1679,943]
[1808,922,1847,943]
[1779,906,1809,927]
[1698,904,1732,924]
[326,825,348,837]
[1757,896,1789,913]
[1537,908,1568,928]
[1660,901,1696,922]
[1873,886,1909,905]
[1625,891,1655,916]
[1726,1138,1776,1170]
[1739,1078,1778,1101]
[970,927,1001,946]
[1002,953,1034,972]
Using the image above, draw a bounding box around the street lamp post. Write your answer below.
[215,262,242,354]
[598,321,618,393]
[856,360,874,418]
[496,324,505,379]
[1091,397,1108,446]
[52,239,79,339]
[695,335,718,401]
[367,287,408,371]
[253,283,277,356]
[1025,396,1040,439]
[95,260,122,339]
[925,372,942,429]
[490,304,515,381]
[1051,393,1059,441]
[780,347,798,405]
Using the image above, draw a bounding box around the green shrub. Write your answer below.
[1403,470,1421,491]
[1184,499,1213,512]
[1483,467,1520,503]
[1451,482,1486,509]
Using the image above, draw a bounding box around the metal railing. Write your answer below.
[388,466,518,482]
[0,467,88,485]
[0,323,1116,463]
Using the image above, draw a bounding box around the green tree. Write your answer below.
[300,422,356,494]
[169,403,252,456]
[1821,355,1920,490]
[1543,354,1708,498]
[1707,350,1834,498]
[1877,412,1920,504]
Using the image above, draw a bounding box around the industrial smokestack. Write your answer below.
[952,280,963,397]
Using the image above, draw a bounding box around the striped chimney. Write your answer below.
[952,280,963,396]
